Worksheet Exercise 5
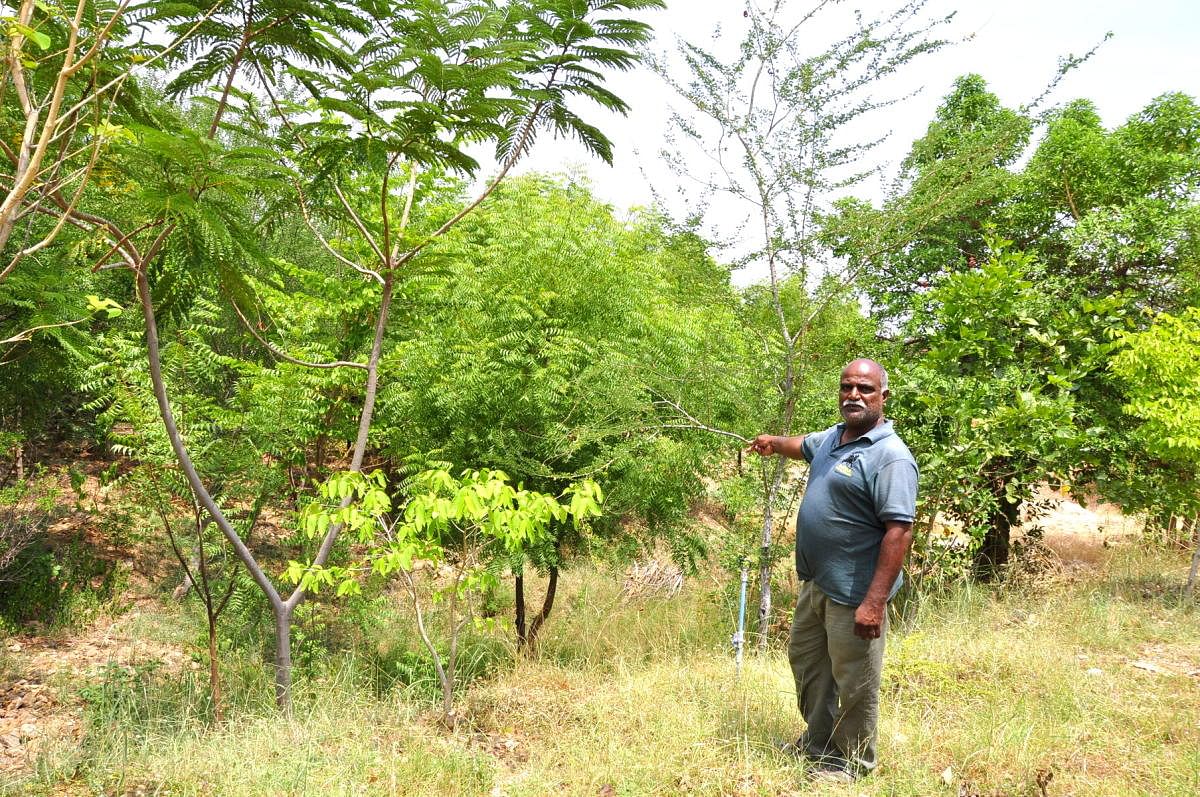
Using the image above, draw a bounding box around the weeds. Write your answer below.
[5,545,1198,796]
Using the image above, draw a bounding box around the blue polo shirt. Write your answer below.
[796,420,918,606]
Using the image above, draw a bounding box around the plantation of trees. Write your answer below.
[2,1,1198,794]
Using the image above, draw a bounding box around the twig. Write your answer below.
[1,317,86,346]
[230,301,367,371]
[651,396,749,444]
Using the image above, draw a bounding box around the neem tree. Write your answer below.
[841,76,1200,577]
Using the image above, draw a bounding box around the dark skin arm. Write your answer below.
[853,520,913,640]
[747,434,806,460]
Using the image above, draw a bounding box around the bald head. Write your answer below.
[842,358,888,392]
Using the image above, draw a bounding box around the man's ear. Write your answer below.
[882,389,890,403]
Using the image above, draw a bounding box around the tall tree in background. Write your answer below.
[837,77,1200,576]
[655,0,953,646]
[845,77,1199,323]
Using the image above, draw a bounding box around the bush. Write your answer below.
[0,536,123,632]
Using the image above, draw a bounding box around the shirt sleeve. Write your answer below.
[872,458,918,523]
[801,427,832,463]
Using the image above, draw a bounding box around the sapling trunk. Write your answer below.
[1186,519,1200,599]
[137,268,296,706]
[524,567,559,655]
[514,566,527,646]
[272,602,294,707]
[757,456,788,651]
[401,570,453,725]
[207,613,222,722]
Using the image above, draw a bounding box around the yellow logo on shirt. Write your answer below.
[834,461,854,477]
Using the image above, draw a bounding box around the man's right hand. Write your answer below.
[747,433,806,460]
[747,434,778,456]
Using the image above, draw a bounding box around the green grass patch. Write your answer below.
[7,545,1198,796]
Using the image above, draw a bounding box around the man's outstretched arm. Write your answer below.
[747,434,806,460]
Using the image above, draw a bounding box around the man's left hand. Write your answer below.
[854,600,884,640]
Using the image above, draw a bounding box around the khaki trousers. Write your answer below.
[787,580,887,775]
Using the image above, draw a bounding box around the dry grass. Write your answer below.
[6,544,1199,796]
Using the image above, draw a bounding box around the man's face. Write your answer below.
[839,365,887,429]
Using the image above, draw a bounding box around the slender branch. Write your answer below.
[66,0,132,77]
[58,0,225,122]
[393,94,550,270]
[135,269,284,611]
[0,0,87,256]
[208,18,253,138]
[400,568,451,702]
[1,317,86,346]
[654,423,750,445]
[651,395,749,443]
[380,152,400,263]
[230,301,367,370]
[146,468,201,598]
[294,182,384,284]
[332,185,387,267]
[391,164,419,262]
[285,270,395,610]
[89,219,163,272]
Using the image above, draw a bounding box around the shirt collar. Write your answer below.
[835,419,894,446]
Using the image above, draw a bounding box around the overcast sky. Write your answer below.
[502,0,1200,263]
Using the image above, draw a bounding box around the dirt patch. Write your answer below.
[1020,487,1142,564]
[1127,643,1200,679]
[0,613,197,774]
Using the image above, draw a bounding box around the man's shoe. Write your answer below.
[808,764,856,783]
[775,737,805,759]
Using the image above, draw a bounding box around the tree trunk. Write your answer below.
[14,408,23,482]
[524,567,558,655]
[207,614,223,722]
[272,602,293,711]
[975,479,1019,580]
[757,458,787,650]
[1185,518,1199,599]
[514,566,526,647]
[138,268,293,709]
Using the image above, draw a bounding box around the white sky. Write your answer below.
[501,0,1200,278]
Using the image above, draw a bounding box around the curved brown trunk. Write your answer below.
[524,567,558,655]
[975,478,1019,581]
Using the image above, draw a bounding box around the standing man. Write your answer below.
[749,358,917,782]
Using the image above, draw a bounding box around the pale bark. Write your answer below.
[1186,518,1200,599]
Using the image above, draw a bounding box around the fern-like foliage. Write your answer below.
[285,0,663,185]
[151,0,376,131]
[496,0,664,166]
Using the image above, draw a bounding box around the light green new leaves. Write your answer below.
[86,295,123,319]
[289,467,603,595]
[1111,308,1200,457]
[4,19,50,51]
[393,468,601,559]
[299,470,391,543]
